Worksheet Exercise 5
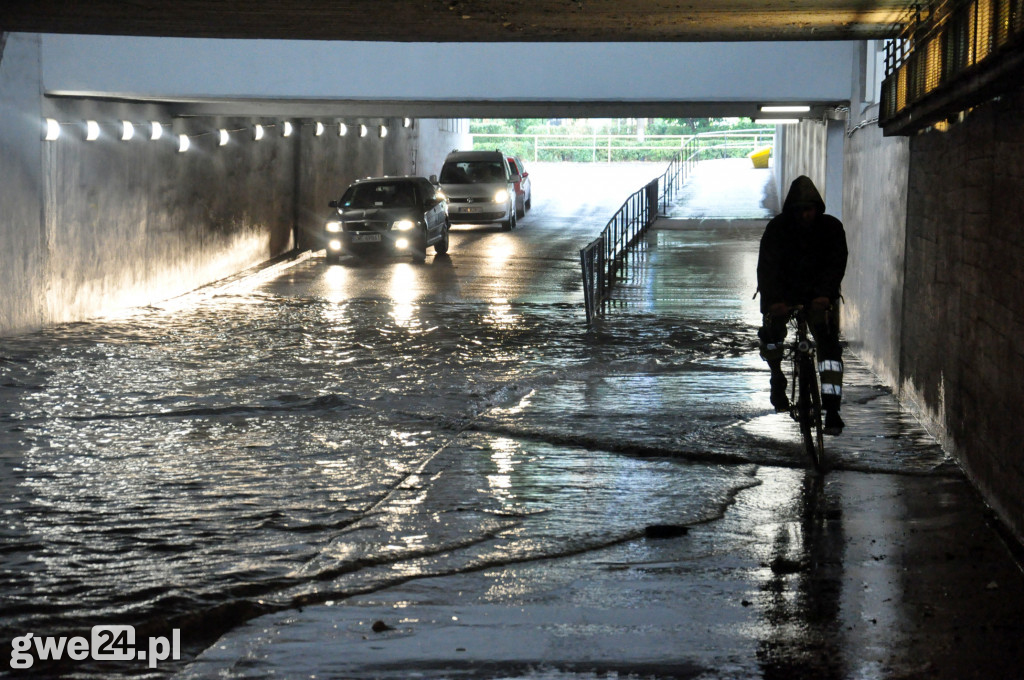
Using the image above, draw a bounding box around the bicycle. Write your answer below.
[785,306,825,470]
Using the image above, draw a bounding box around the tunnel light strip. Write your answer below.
[760,105,811,113]
[44,117,392,148]
[754,119,800,125]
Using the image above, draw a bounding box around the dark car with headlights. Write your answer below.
[324,177,450,263]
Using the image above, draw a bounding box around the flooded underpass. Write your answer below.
[2,161,1022,679]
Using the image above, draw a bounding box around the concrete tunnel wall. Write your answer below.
[0,34,467,336]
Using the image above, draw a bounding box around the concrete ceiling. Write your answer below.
[5,1,913,42]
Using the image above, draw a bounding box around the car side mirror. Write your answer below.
[328,200,338,208]
[510,174,521,182]
[429,175,438,184]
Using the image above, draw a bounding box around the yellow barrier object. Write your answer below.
[749,147,771,169]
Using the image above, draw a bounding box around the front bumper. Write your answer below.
[447,201,509,224]
[326,230,419,256]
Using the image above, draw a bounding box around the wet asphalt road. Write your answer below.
[2,161,1023,679]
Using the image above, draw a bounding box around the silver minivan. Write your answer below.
[434,150,517,231]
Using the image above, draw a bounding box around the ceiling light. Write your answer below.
[282,121,293,137]
[759,105,811,113]
[254,124,265,141]
[754,119,800,125]
[219,129,229,146]
[44,118,61,141]
[150,122,163,140]
[359,124,368,138]
[315,122,325,136]
[404,118,413,128]
[120,121,134,141]
[178,134,190,152]
[85,120,100,141]
[339,123,348,136]
[379,125,388,138]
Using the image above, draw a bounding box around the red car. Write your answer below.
[506,156,532,218]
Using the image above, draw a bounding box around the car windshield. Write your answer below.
[340,182,417,209]
[439,161,505,184]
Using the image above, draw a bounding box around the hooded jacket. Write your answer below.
[756,176,848,314]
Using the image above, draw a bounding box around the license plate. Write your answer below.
[460,207,482,213]
[351,233,381,243]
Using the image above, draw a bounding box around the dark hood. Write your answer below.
[782,175,826,216]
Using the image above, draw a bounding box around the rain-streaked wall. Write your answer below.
[841,123,909,388]
[0,34,48,334]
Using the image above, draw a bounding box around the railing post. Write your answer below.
[647,178,659,224]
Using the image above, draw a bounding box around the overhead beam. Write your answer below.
[4,0,909,42]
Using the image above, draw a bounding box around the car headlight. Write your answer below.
[493,189,510,203]
[328,239,342,251]
[392,219,415,231]
[326,221,342,233]
[395,237,410,249]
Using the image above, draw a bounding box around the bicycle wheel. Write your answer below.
[806,360,825,469]
[797,356,823,469]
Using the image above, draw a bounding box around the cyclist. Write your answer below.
[756,175,848,435]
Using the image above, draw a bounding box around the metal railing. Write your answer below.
[656,136,700,214]
[880,0,1024,130]
[579,179,658,325]
[579,130,775,326]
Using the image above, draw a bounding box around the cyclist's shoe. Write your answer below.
[770,385,790,412]
[824,410,845,436]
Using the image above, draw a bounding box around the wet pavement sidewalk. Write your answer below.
[179,164,1024,679]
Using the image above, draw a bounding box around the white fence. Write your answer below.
[471,129,776,163]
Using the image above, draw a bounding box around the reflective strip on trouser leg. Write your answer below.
[760,342,784,363]
[818,360,843,398]
[758,315,787,364]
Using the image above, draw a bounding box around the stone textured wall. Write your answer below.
[841,123,909,387]
[902,84,1024,542]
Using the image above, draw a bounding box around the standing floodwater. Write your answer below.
[0,162,952,678]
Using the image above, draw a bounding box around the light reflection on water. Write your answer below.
[0,272,949,677]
